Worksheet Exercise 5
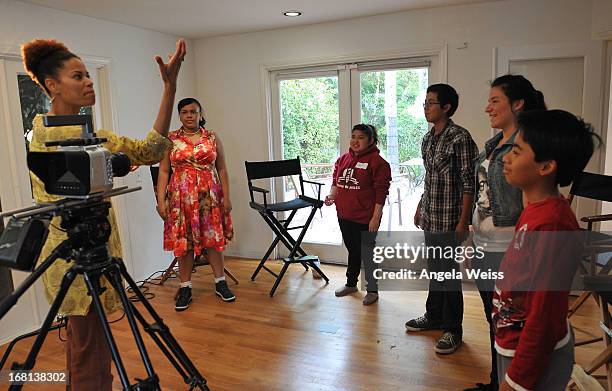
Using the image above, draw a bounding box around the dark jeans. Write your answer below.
[474,251,505,390]
[424,232,463,335]
[338,218,378,292]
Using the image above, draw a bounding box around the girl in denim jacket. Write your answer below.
[465,75,546,391]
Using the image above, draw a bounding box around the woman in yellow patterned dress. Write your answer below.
[156,98,235,310]
[21,37,185,390]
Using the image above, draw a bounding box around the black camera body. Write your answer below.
[27,115,131,197]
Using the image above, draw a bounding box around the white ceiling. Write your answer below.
[21,0,498,39]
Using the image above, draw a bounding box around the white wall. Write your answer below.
[0,0,197,280]
[193,0,604,259]
[592,0,612,39]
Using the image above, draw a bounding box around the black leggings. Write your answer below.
[338,218,378,292]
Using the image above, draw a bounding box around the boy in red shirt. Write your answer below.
[495,110,600,391]
[325,124,391,306]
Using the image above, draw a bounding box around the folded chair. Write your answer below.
[245,158,329,296]
[567,172,612,320]
[150,166,238,286]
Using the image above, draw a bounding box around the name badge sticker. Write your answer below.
[355,162,368,169]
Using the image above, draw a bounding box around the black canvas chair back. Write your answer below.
[245,158,301,180]
[245,158,328,296]
[569,171,612,205]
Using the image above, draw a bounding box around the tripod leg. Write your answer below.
[160,257,179,285]
[103,265,158,384]
[81,272,132,390]
[7,269,78,391]
[114,259,209,391]
[0,240,71,320]
[224,267,239,285]
[0,320,66,371]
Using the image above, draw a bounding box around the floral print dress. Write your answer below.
[163,128,233,256]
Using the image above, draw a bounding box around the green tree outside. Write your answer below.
[280,68,428,179]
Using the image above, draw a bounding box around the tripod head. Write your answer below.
[57,197,113,268]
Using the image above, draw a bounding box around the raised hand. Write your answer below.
[155,39,186,88]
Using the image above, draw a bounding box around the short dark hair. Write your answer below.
[518,109,601,187]
[21,39,79,95]
[352,123,378,144]
[426,84,459,117]
[491,74,547,112]
[177,97,205,128]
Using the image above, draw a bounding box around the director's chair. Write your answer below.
[245,158,329,296]
[567,171,612,319]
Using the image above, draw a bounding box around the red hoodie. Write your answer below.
[332,145,391,224]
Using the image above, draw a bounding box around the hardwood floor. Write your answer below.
[0,257,606,390]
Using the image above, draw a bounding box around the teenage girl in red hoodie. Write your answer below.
[325,124,391,305]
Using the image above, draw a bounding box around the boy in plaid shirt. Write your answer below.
[405,84,478,354]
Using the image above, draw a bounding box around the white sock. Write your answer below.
[214,276,226,283]
[180,281,192,288]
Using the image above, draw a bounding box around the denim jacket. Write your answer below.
[473,131,523,227]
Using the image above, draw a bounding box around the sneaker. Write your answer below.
[175,287,192,311]
[435,331,462,354]
[405,315,441,332]
[334,285,358,297]
[463,383,496,391]
[362,292,379,306]
[215,280,236,302]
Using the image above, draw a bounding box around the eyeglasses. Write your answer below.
[180,110,200,115]
[423,101,441,108]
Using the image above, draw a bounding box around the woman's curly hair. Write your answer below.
[21,39,78,95]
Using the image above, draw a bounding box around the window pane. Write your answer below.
[279,76,341,245]
[360,68,429,231]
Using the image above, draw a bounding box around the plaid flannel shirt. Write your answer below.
[419,120,478,232]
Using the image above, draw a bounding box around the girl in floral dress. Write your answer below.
[156,98,235,309]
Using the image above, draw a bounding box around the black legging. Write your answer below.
[338,218,378,292]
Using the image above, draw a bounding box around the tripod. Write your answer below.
[0,195,209,390]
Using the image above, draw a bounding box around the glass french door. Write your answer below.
[271,57,437,263]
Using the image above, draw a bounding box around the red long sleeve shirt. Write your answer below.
[332,145,391,225]
[493,196,581,391]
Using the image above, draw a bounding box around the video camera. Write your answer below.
[28,114,131,197]
[0,114,134,271]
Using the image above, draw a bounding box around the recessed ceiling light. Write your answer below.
[283,11,302,17]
